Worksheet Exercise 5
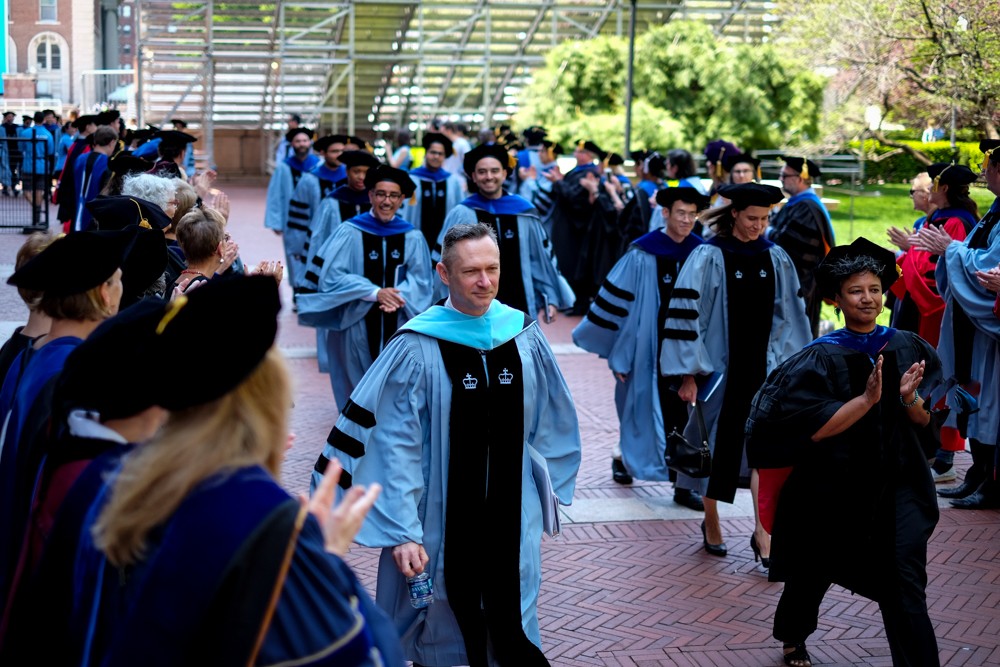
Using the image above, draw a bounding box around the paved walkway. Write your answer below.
[1,183,997,666]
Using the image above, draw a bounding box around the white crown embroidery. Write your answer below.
[735,270,743,279]
[759,269,767,278]
[391,249,401,259]
[463,374,478,390]
[662,274,672,284]
[504,228,515,239]
[498,368,514,385]
[369,250,379,260]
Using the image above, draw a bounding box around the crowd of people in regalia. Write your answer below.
[1,105,999,667]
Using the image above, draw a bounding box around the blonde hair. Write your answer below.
[171,180,198,226]
[38,272,119,321]
[93,348,292,568]
[15,232,55,309]
[175,208,224,263]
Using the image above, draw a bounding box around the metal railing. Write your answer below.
[0,136,53,232]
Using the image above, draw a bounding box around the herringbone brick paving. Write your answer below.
[1,185,996,666]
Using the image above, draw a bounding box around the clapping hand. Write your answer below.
[863,355,883,406]
[912,224,952,255]
[899,360,925,401]
[974,265,1000,292]
[887,226,915,251]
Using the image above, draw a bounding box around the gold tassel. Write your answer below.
[156,295,188,335]
[801,160,809,180]
[132,199,151,229]
[933,163,953,193]
[756,165,762,181]
[716,147,725,177]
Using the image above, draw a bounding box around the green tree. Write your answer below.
[518,21,825,152]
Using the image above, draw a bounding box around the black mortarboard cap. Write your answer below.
[543,140,564,156]
[118,228,168,304]
[721,152,761,172]
[131,129,157,143]
[815,237,898,300]
[285,127,313,142]
[422,132,453,157]
[7,229,138,297]
[655,185,710,210]
[780,156,821,179]
[523,126,548,144]
[169,118,188,128]
[313,134,350,152]
[575,140,607,161]
[86,195,172,231]
[927,162,978,189]
[629,149,650,163]
[607,152,625,167]
[364,164,416,197]
[339,150,381,170]
[348,136,368,150]
[157,130,197,147]
[108,153,154,178]
[464,143,515,175]
[717,183,784,209]
[155,275,281,410]
[55,297,171,420]
[979,139,1000,155]
[21,115,32,123]
[72,115,99,130]
[2,111,14,118]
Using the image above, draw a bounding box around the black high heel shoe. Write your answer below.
[750,534,771,569]
[700,521,727,557]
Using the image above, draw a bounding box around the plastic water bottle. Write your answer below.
[407,572,434,609]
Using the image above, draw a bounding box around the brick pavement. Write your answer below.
[0,184,997,666]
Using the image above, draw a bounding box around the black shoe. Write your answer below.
[674,488,704,511]
[611,458,632,485]
[700,521,727,557]
[949,484,1000,510]
[938,474,986,499]
[750,534,771,569]
[782,642,811,667]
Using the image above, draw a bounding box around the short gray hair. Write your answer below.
[440,222,498,268]
[121,173,177,212]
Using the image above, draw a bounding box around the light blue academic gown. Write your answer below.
[572,233,702,481]
[659,241,811,494]
[285,165,345,289]
[435,197,574,316]
[264,156,320,282]
[296,214,433,408]
[313,301,581,666]
[936,199,1000,445]
[301,187,372,292]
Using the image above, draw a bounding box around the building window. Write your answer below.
[36,40,60,71]
[40,0,57,22]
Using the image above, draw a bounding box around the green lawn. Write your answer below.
[817,182,995,328]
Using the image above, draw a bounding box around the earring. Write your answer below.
[834,306,841,318]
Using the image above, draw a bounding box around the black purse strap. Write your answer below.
[693,401,709,446]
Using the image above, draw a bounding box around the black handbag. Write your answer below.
[665,401,712,478]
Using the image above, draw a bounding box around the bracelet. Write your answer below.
[900,389,920,408]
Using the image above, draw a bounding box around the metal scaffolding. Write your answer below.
[134,0,779,165]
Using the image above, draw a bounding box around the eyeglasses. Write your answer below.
[778,172,799,180]
[373,191,404,201]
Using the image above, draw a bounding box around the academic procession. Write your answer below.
[0,1,998,666]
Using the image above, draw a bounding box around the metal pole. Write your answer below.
[624,0,637,155]
[135,0,144,127]
[205,0,214,168]
[950,104,956,149]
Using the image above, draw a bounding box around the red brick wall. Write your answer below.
[8,0,74,74]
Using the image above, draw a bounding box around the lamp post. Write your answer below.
[624,0,637,155]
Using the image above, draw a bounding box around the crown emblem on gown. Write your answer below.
[463,373,478,389]
[391,249,401,259]
[735,270,743,279]
[759,269,767,277]
[504,228,515,239]
[498,368,514,385]
[369,250,379,260]
[663,273,672,284]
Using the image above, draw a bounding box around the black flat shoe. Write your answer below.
[782,642,811,667]
[674,488,704,511]
[750,534,770,569]
[938,475,985,499]
[700,521,727,557]
[611,458,633,485]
